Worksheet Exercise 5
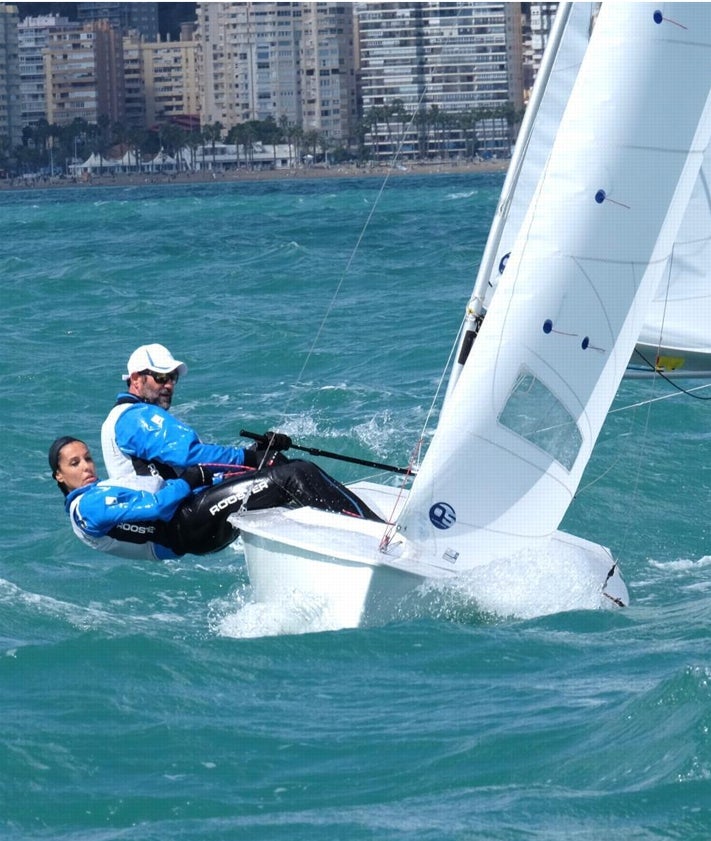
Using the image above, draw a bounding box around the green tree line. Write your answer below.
[0,100,522,177]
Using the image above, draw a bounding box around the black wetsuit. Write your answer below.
[168,459,382,556]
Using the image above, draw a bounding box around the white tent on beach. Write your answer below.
[118,150,143,171]
[146,151,178,172]
[69,153,122,175]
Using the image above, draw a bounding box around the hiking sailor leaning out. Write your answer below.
[100,342,270,493]
[50,436,216,561]
[51,437,382,562]
[100,343,382,522]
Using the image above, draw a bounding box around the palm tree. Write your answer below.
[291,124,304,165]
[241,122,258,167]
[261,116,282,167]
[428,105,444,158]
[459,108,480,160]
[318,132,331,167]
[0,134,11,174]
[475,107,494,157]
[302,129,321,163]
[97,114,111,157]
[225,124,243,167]
[389,99,410,159]
[364,106,384,160]
[414,106,430,160]
[60,117,89,168]
[202,121,223,168]
[33,118,51,159]
[278,115,297,166]
[353,116,370,163]
[161,123,188,170]
[498,101,523,152]
[184,125,202,172]
[127,127,147,173]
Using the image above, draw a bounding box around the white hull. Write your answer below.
[237,482,629,631]
[237,483,428,630]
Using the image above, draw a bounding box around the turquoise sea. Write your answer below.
[2,172,711,839]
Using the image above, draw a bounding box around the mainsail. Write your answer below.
[396,3,711,569]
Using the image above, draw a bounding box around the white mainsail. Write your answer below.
[396,3,711,569]
[450,2,591,342]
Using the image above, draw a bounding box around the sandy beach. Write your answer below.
[0,158,508,191]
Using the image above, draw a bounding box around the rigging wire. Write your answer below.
[578,378,711,495]
[628,350,711,398]
[292,170,394,390]
[237,50,458,512]
[294,88,435,396]
[288,11,475,481]
[611,379,711,413]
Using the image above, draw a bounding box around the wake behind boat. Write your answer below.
[235,3,711,631]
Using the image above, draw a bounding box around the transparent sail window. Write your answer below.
[498,370,581,471]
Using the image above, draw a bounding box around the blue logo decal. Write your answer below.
[429,502,456,530]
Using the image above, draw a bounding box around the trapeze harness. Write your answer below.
[66,483,182,561]
[69,463,380,560]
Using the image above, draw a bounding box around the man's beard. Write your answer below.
[155,391,173,410]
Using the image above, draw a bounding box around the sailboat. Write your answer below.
[235,3,711,630]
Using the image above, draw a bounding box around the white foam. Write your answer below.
[648,555,711,571]
[420,542,619,620]
[210,585,345,637]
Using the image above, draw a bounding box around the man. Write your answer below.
[101,344,380,520]
[101,343,268,493]
[100,342,381,522]
[51,437,382,561]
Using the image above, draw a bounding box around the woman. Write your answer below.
[50,436,381,561]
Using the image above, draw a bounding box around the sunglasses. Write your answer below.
[140,369,179,385]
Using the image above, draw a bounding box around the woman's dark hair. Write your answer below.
[48,436,82,496]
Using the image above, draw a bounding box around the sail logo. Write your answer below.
[429,502,456,530]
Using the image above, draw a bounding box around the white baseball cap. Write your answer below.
[123,343,188,381]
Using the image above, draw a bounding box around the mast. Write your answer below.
[442,2,577,407]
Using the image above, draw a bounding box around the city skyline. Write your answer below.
[1,3,560,174]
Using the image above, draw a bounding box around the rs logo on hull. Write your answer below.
[429,502,456,530]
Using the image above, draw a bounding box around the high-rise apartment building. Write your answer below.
[77,3,160,42]
[0,3,21,149]
[196,2,300,129]
[356,2,523,159]
[121,28,146,129]
[44,20,125,126]
[195,2,356,143]
[128,26,199,128]
[526,2,559,92]
[18,14,73,127]
[299,3,356,141]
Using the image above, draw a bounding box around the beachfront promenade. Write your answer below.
[0,159,508,191]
